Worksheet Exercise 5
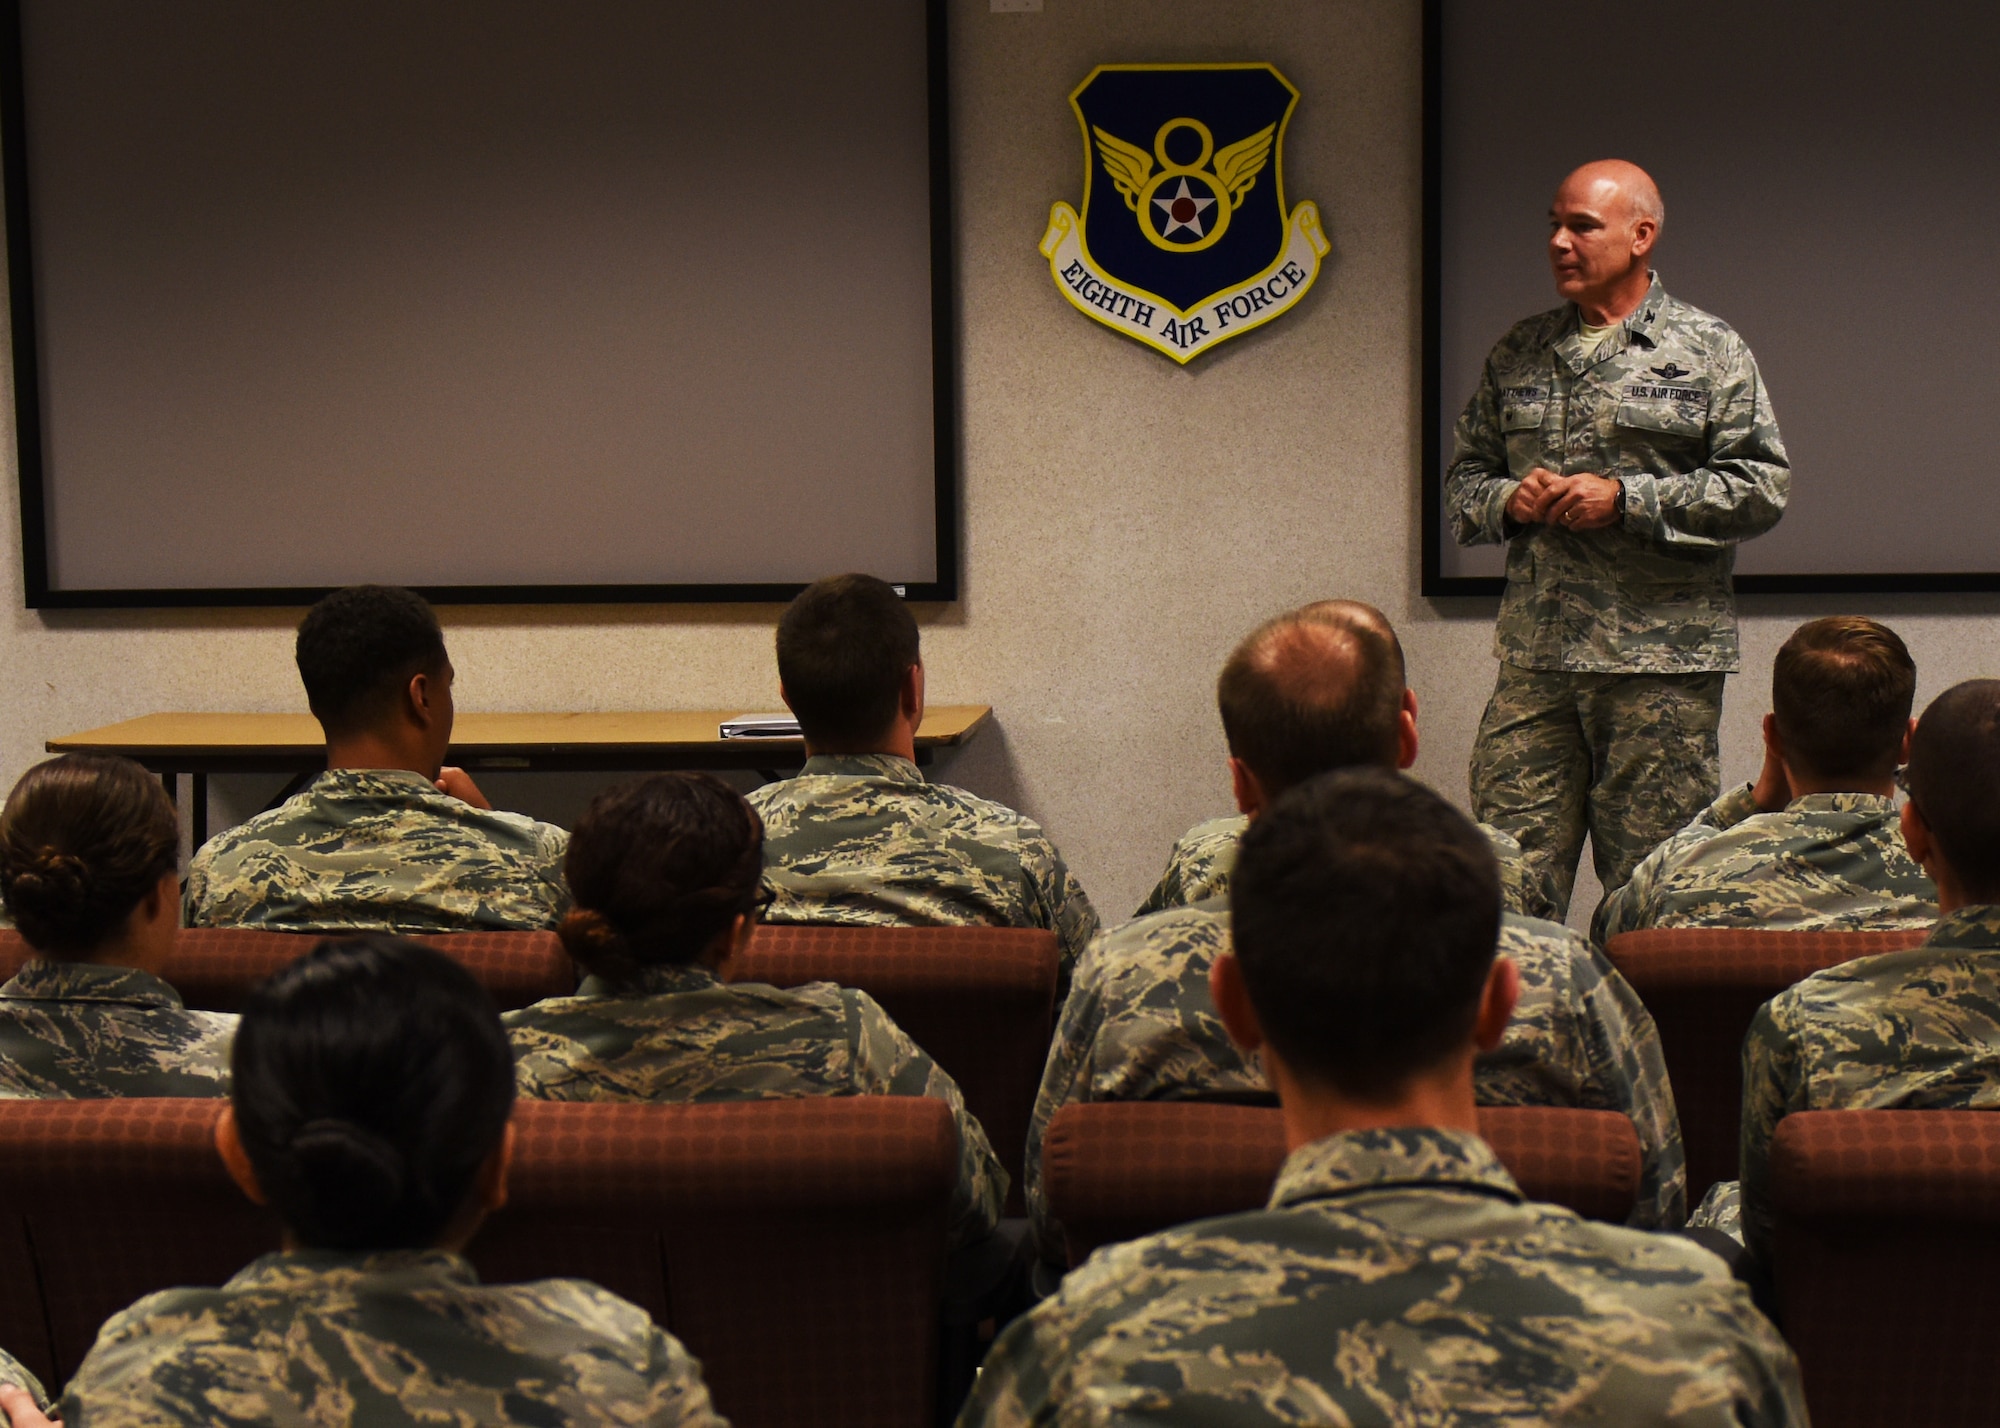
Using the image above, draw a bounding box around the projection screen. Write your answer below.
[1423,0,2000,595]
[4,0,954,607]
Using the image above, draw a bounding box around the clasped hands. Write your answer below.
[1506,468,1621,531]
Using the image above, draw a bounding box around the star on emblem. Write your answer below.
[1153,177,1215,239]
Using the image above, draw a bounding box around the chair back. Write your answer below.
[1604,927,1927,1200]
[736,923,1061,1213]
[473,1098,956,1428]
[1041,1102,1642,1267]
[0,1096,956,1428]
[0,928,575,1011]
[1771,1110,2000,1428]
[0,1099,273,1388]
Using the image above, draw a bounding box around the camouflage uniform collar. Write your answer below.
[1925,905,2000,951]
[1269,1126,1521,1210]
[797,753,924,784]
[1558,270,1668,369]
[311,767,445,798]
[0,958,186,1009]
[230,1247,477,1291]
[1782,791,1898,816]
[575,961,720,999]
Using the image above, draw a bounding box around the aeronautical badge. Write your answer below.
[1040,63,1327,363]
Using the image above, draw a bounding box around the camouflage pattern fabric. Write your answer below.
[0,960,233,1098]
[966,1128,1807,1428]
[505,962,1004,1247]
[1471,662,1724,921]
[1444,272,1789,676]
[0,1346,48,1412]
[1025,901,1685,1259]
[748,755,1098,974]
[1593,782,1937,944]
[1689,1179,1743,1240]
[1134,813,1557,922]
[1736,904,2000,1266]
[185,768,570,933]
[58,1248,725,1426]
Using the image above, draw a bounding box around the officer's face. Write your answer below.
[1547,177,1647,304]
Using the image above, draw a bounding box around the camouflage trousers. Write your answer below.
[1471,663,1724,923]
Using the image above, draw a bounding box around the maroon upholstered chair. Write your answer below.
[0,1099,273,1388]
[473,1098,957,1428]
[1770,1110,2000,1428]
[1604,927,1928,1202]
[734,924,1062,1214]
[1041,1102,1643,1267]
[0,928,575,1011]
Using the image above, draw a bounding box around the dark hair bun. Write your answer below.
[558,907,640,985]
[289,1119,408,1237]
[5,847,91,918]
[0,756,179,958]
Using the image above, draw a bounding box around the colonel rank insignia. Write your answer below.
[1040,64,1327,363]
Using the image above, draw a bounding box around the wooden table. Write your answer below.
[47,706,992,844]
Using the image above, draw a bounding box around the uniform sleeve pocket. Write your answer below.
[1616,400,1705,439]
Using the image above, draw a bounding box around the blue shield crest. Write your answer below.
[1040,64,1327,362]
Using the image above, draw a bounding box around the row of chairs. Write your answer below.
[0,1097,1644,1428]
[1,921,1932,1209]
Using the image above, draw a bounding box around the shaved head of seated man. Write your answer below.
[184,585,570,933]
[747,572,1098,975]
[1136,599,1552,918]
[1596,615,1935,942]
[1026,601,1687,1275]
[967,769,1808,1428]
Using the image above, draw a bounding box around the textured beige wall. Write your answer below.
[2,0,1997,926]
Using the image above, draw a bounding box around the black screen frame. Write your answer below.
[2,0,960,610]
[1419,0,2000,599]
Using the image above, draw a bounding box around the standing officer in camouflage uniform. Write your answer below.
[1596,616,1935,943]
[0,755,233,1098]
[1708,680,2000,1266]
[966,770,1807,1428]
[1448,160,1790,920]
[1026,604,1684,1273]
[749,574,1098,975]
[2,937,725,1428]
[1135,600,1554,920]
[186,586,570,933]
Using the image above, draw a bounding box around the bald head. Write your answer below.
[1216,601,1408,798]
[1549,160,1662,320]
[1558,160,1664,227]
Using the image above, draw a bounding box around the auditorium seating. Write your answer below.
[1604,927,1927,1201]
[0,927,576,1011]
[1040,1101,1643,1267]
[1770,1110,2000,1428]
[735,923,1062,1214]
[0,1096,958,1428]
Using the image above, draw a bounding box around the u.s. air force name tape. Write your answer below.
[1040,200,1328,363]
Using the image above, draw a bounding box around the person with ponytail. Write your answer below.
[0,754,233,1097]
[505,772,1005,1250]
[0,935,726,1427]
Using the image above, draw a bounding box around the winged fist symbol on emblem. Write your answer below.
[1091,118,1276,253]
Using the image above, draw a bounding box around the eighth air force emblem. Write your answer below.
[1040,63,1327,363]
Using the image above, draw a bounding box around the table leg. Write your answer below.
[191,773,209,849]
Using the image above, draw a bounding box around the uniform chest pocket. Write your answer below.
[1498,385,1548,432]
[1615,399,1706,439]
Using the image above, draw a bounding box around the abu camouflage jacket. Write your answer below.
[1445,273,1789,674]
[1594,782,1936,944]
[184,768,570,934]
[1025,900,1685,1259]
[0,960,233,1099]
[969,1128,1804,1428]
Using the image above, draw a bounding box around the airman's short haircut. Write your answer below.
[1771,617,1916,782]
[294,586,448,739]
[1231,768,1502,1100]
[776,574,919,748]
[1905,679,2000,903]
[1216,601,1405,798]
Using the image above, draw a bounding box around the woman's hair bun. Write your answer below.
[287,1118,409,1234]
[5,847,89,914]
